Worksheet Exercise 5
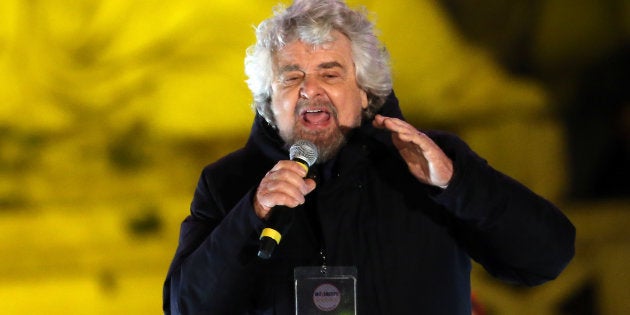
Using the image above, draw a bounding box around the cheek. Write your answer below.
[337,103,364,126]
[271,95,298,126]
[344,89,368,118]
[283,99,299,116]
[271,88,293,113]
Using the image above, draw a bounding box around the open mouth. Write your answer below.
[300,108,332,125]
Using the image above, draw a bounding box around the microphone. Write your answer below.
[257,140,318,259]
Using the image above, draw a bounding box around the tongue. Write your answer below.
[304,112,330,124]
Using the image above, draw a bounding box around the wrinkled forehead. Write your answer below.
[272,30,353,69]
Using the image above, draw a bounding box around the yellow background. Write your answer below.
[1,0,628,314]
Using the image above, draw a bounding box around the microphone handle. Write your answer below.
[257,157,313,260]
[257,205,295,259]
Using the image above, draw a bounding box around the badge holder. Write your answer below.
[294,266,357,315]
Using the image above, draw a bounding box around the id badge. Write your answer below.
[294,266,357,315]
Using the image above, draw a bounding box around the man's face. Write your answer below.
[270,31,368,161]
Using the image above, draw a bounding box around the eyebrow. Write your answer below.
[318,61,343,70]
[278,64,301,73]
[278,61,345,73]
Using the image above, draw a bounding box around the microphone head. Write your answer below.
[289,140,318,167]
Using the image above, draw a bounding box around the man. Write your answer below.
[163,0,575,314]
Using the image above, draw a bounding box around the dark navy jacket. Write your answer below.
[163,94,575,314]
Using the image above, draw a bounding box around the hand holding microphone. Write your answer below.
[254,140,318,259]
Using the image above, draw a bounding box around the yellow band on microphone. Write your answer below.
[260,227,282,244]
[295,161,308,172]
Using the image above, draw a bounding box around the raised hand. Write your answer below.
[373,114,453,188]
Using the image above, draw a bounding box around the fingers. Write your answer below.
[254,160,316,219]
[374,114,416,134]
[372,114,453,187]
[373,114,429,148]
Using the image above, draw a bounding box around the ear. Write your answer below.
[360,89,369,110]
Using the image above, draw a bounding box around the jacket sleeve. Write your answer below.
[430,132,576,286]
[163,167,265,314]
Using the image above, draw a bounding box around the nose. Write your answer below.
[299,74,324,100]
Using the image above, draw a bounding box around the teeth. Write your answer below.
[306,109,322,113]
